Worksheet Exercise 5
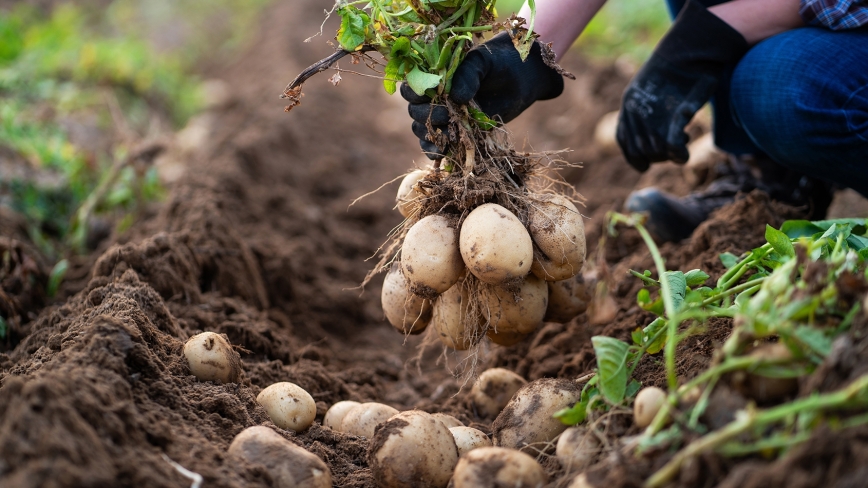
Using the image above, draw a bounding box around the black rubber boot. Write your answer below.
[625,157,835,242]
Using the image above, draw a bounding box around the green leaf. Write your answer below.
[631,327,646,346]
[793,326,832,357]
[766,224,795,258]
[383,58,402,95]
[592,336,630,404]
[684,269,710,287]
[643,317,667,354]
[0,315,6,340]
[469,106,496,130]
[630,269,659,287]
[720,252,739,269]
[781,220,823,239]
[663,271,686,312]
[390,36,411,57]
[554,402,586,425]
[405,66,441,96]
[337,6,369,51]
[625,379,642,399]
[47,258,68,298]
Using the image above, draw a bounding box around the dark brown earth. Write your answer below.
[2,1,868,487]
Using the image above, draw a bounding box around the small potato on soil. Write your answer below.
[402,215,465,298]
[738,342,799,403]
[634,386,666,428]
[323,400,361,431]
[470,368,527,418]
[257,382,317,432]
[381,262,432,335]
[449,426,492,456]
[545,273,591,323]
[368,410,459,488]
[556,426,600,472]
[481,275,548,335]
[432,413,463,428]
[459,203,533,285]
[228,426,332,488]
[183,331,242,384]
[341,402,400,438]
[486,328,530,347]
[431,284,481,350]
[452,446,547,488]
[528,193,586,282]
[396,169,428,218]
[492,378,580,452]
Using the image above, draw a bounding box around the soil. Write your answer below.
[2,1,868,487]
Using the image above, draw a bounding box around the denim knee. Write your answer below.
[729,27,868,193]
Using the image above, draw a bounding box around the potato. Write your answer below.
[452,447,547,488]
[449,426,492,456]
[486,328,530,347]
[528,194,586,281]
[470,368,527,418]
[556,426,600,472]
[341,402,399,438]
[396,169,428,218]
[229,426,332,488]
[492,378,580,452]
[431,284,480,350]
[369,410,459,488]
[323,400,361,431]
[545,274,591,323]
[741,343,798,403]
[381,262,432,334]
[459,203,533,285]
[481,275,548,335]
[432,413,463,428]
[183,331,242,384]
[257,382,317,432]
[567,473,593,488]
[634,386,666,428]
[402,215,465,298]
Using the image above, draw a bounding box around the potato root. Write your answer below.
[402,215,465,298]
[492,378,581,452]
[228,426,332,488]
[481,275,548,335]
[381,262,432,335]
[452,446,547,488]
[528,194,586,282]
[368,410,459,488]
[459,203,533,285]
[341,402,399,438]
[183,331,242,384]
[257,382,317,432]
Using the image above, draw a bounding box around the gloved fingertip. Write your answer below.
[669,146,690,165]
[449,53,485,105]
[400,83,432,103]
[420,140,444,160]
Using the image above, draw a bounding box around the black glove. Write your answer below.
[616,0,748,172]
[402,32,565,159]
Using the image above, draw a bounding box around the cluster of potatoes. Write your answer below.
[183,335,599,488]
[382,169,588,348]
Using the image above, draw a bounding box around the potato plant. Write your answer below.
[284,0,587,353]
[554,214,868,487]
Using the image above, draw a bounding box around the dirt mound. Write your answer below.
[2,1,865,487]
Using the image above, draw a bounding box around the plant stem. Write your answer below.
[701,280,764,307]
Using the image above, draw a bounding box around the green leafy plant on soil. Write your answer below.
[556,213,868,486]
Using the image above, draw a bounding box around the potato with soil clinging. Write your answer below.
[486,328,530,347]
[634,386,667,428]
[452,446,547,488]
[449,426,492,456]
[183,331,242,384]
[556,426,600,472]
[402,215,465,298]
[528,194,586,281]
[431,284,481,350]
[257,382,317,432]
[368,410,459,488]
[481,275,548,335]
[229,426,332,488]
[396,169,428,218]
[459,203,533,285]
[545,273,591,323]
[470,368,527,418]
[381,262,432,334]
[492,378,581,452]
[323,400,361,431]
[341,402,399,438]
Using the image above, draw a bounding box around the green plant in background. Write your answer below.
[0,1,273,261]
[556,214,868,486]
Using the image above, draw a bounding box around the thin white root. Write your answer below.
[161,453,203,488]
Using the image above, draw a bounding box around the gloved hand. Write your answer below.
[616,0,748,172]
[402,32,565,159]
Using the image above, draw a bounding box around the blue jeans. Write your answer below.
[665,0,868,196]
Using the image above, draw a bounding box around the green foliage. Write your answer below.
[592,336,630,404]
